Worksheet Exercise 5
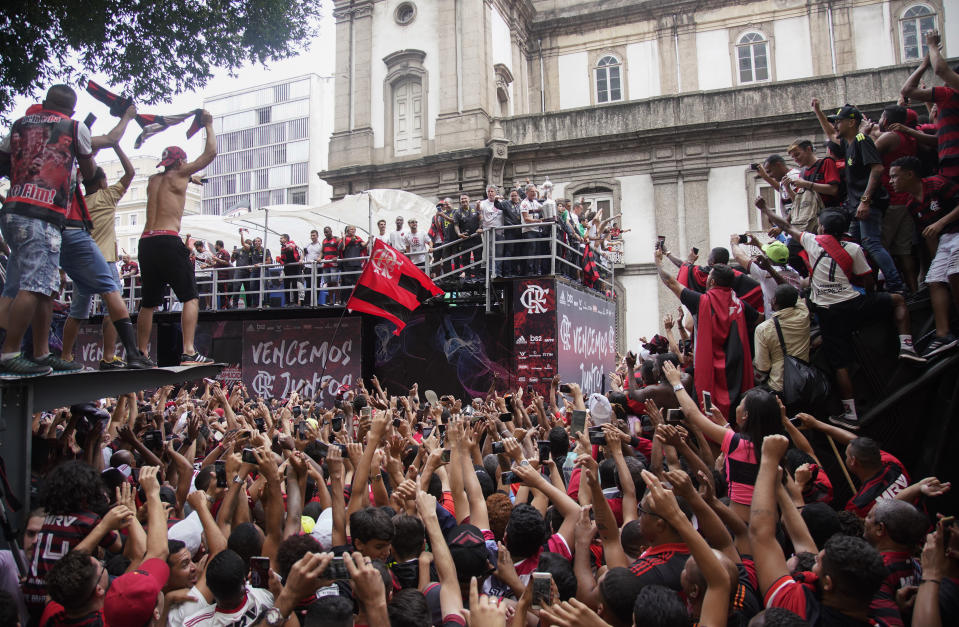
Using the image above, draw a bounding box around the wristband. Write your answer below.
[920,578,941,585]
[672,383,684,392]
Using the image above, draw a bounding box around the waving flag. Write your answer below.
[346,239,444,335]
[85,81,204,148]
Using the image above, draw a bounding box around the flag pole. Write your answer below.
[318,238,370,385]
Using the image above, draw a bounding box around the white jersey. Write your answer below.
[181,587,273,627]
[404,231,430,265]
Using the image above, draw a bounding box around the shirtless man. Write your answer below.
[136,110,216,365]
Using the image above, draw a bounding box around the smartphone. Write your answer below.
[656,235,666,251]
[254,417,265,432]
[750,163,760,171]
[492,441,505,455]
[437,423,447,437]
[324,556,350,580]
[531,572,553,609]
[789,416,804,428]
[392,418,401,428]
[331,417,343,432]
[702,391,712,413]
[666,409,683,425]
[214,460,227,488]
[360,407,372,419]
[589,431,607,445]
[537,440,550,463]
[422,426,433,438]
[239,430,251,439]
[738,233,748,244]
[692,246,700,255]
[570,410,587,437]
[143,429,162,450]
[501,471,517,484]
[498,412,513,422]
[441,449,451,463]
[241,448,258,465]
[558,384,572,394]
[250,556,270,589]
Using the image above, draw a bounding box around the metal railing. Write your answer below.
[65,223,615,314]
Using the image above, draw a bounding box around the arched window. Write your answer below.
[900,4,937,61]
[595,55,622,104]
[736,32,770,84]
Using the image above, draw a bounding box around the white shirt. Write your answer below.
[167,585,212,627]
[374,232,390,246]
[747,261,802,319]
[520,198,543,233]
[181,587,273,627]
[479,198,503,229]
[194,250,214,277]
[303,240,323,263]
[800,232,871,307]
[388,230,407,250]
[403,231,430,264]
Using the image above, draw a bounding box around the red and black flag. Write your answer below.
[346,239,444,335]
[85,81,204,149]
[582,245,600,288]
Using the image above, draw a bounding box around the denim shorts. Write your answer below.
[0,212,62,297]
[60,228,122,298]
[70,262,122,319]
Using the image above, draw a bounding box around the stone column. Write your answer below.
[681,168,710,257]
[328,0,373,169]
[651,168,681,320]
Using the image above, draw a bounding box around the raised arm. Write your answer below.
[113,143,136,189]
[928,31,959,91]
[756,196,803,241]
[749,435,792,597]
[661,361,730,445]
[811,98,839,144]
[416,491,464,617]
[654,248,684,299]
[92,104,137,150]
[181,110,216,176]
[347,411,388,516]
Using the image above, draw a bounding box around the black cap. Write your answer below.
[446,524,495,582]
[830,104,862,123]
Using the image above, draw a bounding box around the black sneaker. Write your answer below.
[924,334,959,358]
[828,413,861,431]
[100,357,127,370]
[32,354,84,373]
[180,352,214,366]
[126,351,156,369]
[0,354,53,379]
[898,345,928,364]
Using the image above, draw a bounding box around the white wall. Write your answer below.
[626,40,662,100]
[490,5,513,114]
[707,166,750,251]
[696,29,733,90]
[308,75,334,206]
[853,3,895,69]
[558,51,590,109]
[370,0,441,148]
[616,174,656,265]
[619,275,661,353]
[774,15,813,81]
[945,0,959,58]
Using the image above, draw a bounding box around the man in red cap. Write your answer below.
[136,110,217,365]
[103,559,169,626]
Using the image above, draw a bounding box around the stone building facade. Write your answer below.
[320,0,958,347]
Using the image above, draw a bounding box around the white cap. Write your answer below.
[310,507,334,550]
[588,393,613,424]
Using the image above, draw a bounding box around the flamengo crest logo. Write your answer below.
[371,246,401,279]
[521,284,549,314]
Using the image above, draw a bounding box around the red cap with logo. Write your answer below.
[158,146,188,167]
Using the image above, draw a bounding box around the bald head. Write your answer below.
[43,85,78,115]
[682,549,739,605]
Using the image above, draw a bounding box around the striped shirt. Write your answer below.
[933,86,959,180]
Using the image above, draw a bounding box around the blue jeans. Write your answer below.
[0,213,61,297]
[851,207,903,292]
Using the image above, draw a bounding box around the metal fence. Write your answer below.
[67,224,615,314]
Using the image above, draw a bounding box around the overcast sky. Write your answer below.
[11,11,336,162]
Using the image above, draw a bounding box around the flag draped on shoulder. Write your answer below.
[346,239,444,335]
[85,81,204,149]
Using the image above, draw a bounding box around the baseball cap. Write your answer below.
[103,558,169,626]
[588,393,613,425]
[446,524,494,582]
[906,108,919,128]
[158,146,187,167]
[829,104,862,123]
[762,241,789,264]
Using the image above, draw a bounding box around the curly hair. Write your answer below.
[486,492,513,542]
[46,550,98,610]
[39,460,108,515]
[276,534,322,581]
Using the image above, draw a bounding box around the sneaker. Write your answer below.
[828,413,861,431]
[125,351,156,369]
[924,334,959,358]
[180,352,214,366]
[898,345,928,364]
[32,353,84,373]
[99,357,127,370]
[0,354,53,379]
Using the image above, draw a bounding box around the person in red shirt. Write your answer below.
[863,500,927,627]
[278,233,302,306]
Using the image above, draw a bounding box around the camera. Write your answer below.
[588,431,607,445]
[492,442,505,455]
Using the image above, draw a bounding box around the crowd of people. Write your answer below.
[0,27,958,627]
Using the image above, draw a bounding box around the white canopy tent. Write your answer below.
[180,189,438,253]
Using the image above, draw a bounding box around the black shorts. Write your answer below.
[814,292,894,368]
[138,235,199,308]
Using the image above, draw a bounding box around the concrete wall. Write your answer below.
[558,51,590,109]
[946,0,959,58]
[774,15,814,81]
[626,40,662,100]
[707,165,751,252]
[853,3,895,70]
[697,29,733,90]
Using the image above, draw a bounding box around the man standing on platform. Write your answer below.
[136,110,217,365]
[303,229,323,306]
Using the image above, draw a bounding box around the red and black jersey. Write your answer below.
[628,542,690,591]
[677,263,764,314]
[881,130,918,206]
[321,236,340,268]
[24,511,120,612]
[869,550,918,627]
[801,463,834,505]
[802,158,843,208]
[766,571,891,626]
[845,451,911,518]
[932,86,959,180]
[279,241,301,264]
[906,175,959,234]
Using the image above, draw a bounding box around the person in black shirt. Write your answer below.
[453,195,482,279]
[501,189,523,276]
[339,226,367,286]
[831,104,904,293]
[232,230,254,307]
